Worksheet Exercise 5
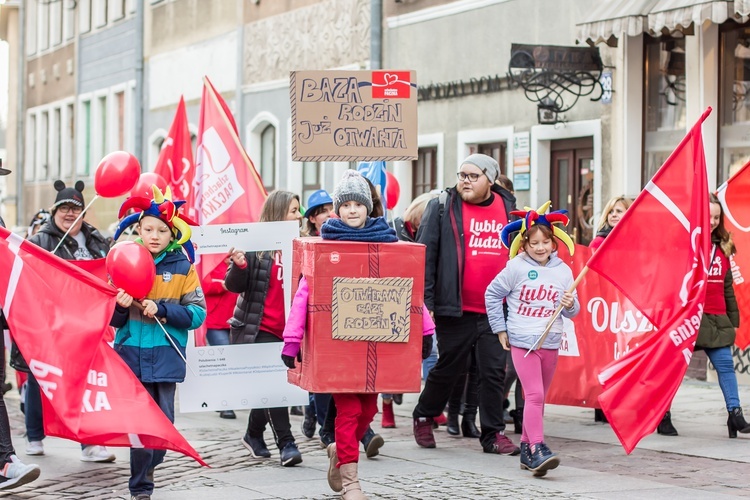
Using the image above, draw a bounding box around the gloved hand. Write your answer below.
[421,335,433,360]
[281,351,302,369]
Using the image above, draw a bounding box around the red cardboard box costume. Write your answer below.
[286,238,426,394]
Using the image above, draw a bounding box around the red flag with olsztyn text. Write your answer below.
[716,160,750,350]
[587,108,711,454]
[154,96,197,220]
[0,228,206,465]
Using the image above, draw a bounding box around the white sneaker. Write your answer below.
[25,441,44,456]
[0,455,41,490]
[80,445,116,463]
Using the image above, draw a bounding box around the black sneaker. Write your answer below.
[219,410,236,419]
[290,406,304,416]
[319,431,334,448]
[302,413,316,439]
[279,442,302,467]
[360,427,384,458]
[242,434,271,458]
[392,394,403,405]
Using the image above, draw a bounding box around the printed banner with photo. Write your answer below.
[178,222,308,412]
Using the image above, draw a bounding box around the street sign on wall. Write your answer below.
[290,70,418,161]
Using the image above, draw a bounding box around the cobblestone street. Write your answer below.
[3,381,750,499]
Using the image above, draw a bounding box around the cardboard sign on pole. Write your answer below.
[290,70,418,161]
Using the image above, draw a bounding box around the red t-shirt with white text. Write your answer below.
[461,194,510,313]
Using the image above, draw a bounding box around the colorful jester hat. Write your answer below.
[114,185,199,262]
[500,201,575,259]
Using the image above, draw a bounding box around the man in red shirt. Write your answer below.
[412,154,520,455]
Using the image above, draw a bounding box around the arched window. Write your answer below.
[260,124,276,191]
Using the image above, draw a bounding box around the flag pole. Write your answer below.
[525,265,589,357]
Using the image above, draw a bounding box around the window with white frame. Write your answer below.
[38,1,49,51]
[78,100,92,176]
[94,0,108,28]
[50,108,61,180]
[80,0,92,34]
[260,124,276,191]
[25,115,36,181]
[110,0,125,21]
[63,1,75,41]
[98,95,107,161]
[39,111,49,180]
[63,103,75,178]
[115,91,125,150]
[127,0,137,13]
[26,0,37,55]
[50,0,62,46]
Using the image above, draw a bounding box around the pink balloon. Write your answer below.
[131,172,168,199]
[106,241,156,300]
[385,171,401,210]
[94,151,141,198]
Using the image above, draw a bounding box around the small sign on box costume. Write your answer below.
[287,238,425,393]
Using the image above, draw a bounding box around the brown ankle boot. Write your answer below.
[339,463,367,499]
[326,443,342,492]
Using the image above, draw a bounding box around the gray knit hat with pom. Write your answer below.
[333,170,373,216]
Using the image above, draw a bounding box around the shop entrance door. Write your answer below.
[550,138,594,245]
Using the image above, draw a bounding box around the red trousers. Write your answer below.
[333,393,378,465]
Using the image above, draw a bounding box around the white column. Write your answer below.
[622,35,644,198]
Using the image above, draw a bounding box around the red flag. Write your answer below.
[716,160,750,349]
[42,342,207,466]
[0,228,206,465]
[588,109,711,453]
[192,76,267,281]
[154,96,196,218]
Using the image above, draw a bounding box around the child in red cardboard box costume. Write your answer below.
[281,171,435,500]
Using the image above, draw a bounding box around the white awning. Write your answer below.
[577,0,660,45]
[736,0,750,18]
[648,0,733,34]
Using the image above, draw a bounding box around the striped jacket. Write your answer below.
[111,248,207,383]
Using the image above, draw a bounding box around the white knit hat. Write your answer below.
[333,170,373,216]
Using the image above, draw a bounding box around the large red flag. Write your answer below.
[191,76,268,281]
[716,160,750,349]
[0,228,206,465]
[588,109,711,453]
[154,96,196,219]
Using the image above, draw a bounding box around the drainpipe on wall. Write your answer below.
[370,0,382,70]
[15,0,25,226]
[134,0,144,166]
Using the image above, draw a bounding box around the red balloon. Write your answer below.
[94,151,141,198]
[385,171,401,210]
[106,241,156,300]
[131,172,168,199]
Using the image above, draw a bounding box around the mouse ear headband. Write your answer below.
[114,185,199,262]
[500,201,575,258]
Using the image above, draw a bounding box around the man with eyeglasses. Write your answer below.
[26,179,115,463]
[412,154,520,456]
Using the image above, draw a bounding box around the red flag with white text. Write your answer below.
[191,76,267,282]
[588,109,711,453]
[716,160,750,349]
[154,96,196,219]
[0,229,206,465]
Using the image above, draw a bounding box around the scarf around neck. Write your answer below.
[320,217,398,243]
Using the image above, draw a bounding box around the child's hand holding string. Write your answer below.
[141,299,159,318]
[115,289,133,309]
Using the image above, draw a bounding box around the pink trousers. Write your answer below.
[511,346,558,445]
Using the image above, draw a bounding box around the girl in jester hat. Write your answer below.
[110,185,206,500]
[484,201,579,478]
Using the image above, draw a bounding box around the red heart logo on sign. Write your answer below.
[383,73,399,86]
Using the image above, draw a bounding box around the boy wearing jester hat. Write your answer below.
[485,202,579,478]
[110,186,206,500]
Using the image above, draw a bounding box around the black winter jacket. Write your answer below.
[224,251,274,344]
[416,184,516,317]
[29,220,109,260]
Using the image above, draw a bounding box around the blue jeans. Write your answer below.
[422,334,438,380]
[705,346,741,410]
[206,328,230,346]
[130,382,176,496]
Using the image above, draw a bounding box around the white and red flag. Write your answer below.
[191,76,268,280]
[0,228,206,465]
[716,160,750,349]
[154,96,196,218]
[589,108,711,453]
